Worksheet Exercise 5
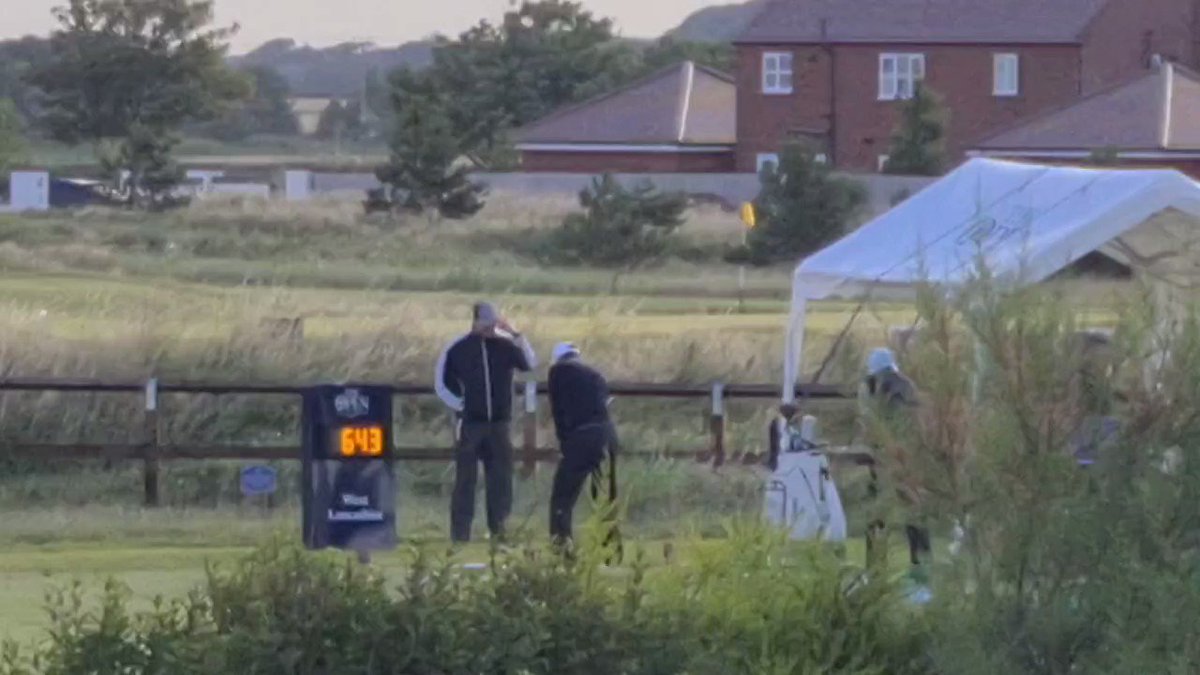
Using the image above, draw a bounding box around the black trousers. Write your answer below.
[549,424,614,543]
[451,421,513,543]
[865,470,932,567]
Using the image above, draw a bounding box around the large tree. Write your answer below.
[399,0,632,165]
[883,83,949,176]
[0,37,52,123]
[30,0,248,206]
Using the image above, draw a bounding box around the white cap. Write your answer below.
[867,348,898,376]
[552,342,580,363]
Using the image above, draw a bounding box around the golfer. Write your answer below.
[547,342,618,548]
[435,301,537,543]
[862,348,930,568]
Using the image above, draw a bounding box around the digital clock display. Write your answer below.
[336,425,386,458]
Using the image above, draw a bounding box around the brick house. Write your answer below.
[970,62,1200,178]
[734,0,1200,174]
[514,62,736,173]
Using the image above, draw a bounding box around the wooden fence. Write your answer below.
[0,377,859,506]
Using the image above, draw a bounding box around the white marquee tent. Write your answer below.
[783,158,1200,401]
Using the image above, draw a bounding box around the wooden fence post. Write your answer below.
[710,382,726,469]
[521,381,538,477]
[143,378,161,507]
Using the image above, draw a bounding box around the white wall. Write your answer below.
[307,170,934,216]
[0,171,50,212]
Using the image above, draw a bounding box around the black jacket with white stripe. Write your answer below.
[435,332,536,423]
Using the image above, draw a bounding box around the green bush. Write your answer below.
[864,277,1200,673]
[3,525,922,674]
[732,142,867,265]
[541,174,687,292]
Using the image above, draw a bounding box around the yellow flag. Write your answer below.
[739,202,757,229]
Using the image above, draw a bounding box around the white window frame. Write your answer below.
[756,153,780,173]
[879,53,926,101]
[993,53,1020,97]
[762,52,794,95]
[877,154,891,172]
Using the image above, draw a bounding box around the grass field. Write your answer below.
[0,194,1130,645]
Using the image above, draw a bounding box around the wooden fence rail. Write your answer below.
[0,377,856,507]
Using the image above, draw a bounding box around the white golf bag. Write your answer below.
[763,416,848,542]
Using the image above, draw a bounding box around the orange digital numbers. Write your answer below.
[339,426,384,457]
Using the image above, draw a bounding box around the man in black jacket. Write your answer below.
[862,348,928,568]
[547,342,617,547]
[435,302,537,543]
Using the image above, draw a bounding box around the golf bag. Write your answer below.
[763,416,848,542]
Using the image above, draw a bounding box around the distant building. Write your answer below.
[514,61,737,173]
[971,61,1200,178]
[733,0,1200,172]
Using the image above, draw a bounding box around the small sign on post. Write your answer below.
[241,464,279,512]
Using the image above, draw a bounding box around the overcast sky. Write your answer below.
[5,0,721,52]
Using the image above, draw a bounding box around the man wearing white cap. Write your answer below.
[435,301,537,543]
[862,347,928,570]
[547,342,617,547]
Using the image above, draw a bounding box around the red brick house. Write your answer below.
[514,62,736,173]
[734,0,1200,173]
[970,62,1200,178]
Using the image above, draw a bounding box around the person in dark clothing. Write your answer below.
[547,342,618,547]
[862,348,929,568]
[435,301,537,543]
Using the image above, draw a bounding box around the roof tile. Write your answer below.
[737,0,1110,44]
[515,62,736,146]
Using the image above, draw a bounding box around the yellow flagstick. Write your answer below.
[738,203,757,313]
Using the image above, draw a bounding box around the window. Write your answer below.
[756,153,780,173]
[762,52,793,94]
[814,153,829,164]
[993,53,1019,96]
[879,53,925,100]
[877,155,891,172]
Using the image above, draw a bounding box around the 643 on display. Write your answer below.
[301,385,398,552]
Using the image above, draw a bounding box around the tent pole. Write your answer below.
[783,298,808,403]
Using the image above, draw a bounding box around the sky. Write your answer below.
[4,0,722,53]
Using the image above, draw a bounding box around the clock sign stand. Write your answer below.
[301,384,398,563]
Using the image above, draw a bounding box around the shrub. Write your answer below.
[542,174,687,292]
[734,142,866,265]
[4,525,924,674]
[864,275,1200,673]
[883,84,948,176]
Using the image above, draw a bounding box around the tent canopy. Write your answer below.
[784,158,1200,400]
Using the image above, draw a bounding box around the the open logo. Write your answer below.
[334,388,370,419]
[957,206,1033,248]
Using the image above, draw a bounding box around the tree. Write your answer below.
[29,0,249,205]
[736,142,866,265]
[0,100,30,198]
[375,76,485,220]
[0,37,52,123]
[883,84,948,176]
[315,99,366,142]
[546,174,687,292]
[399,1,630,164]
[637,37,734,77]
[199,66,298,140]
